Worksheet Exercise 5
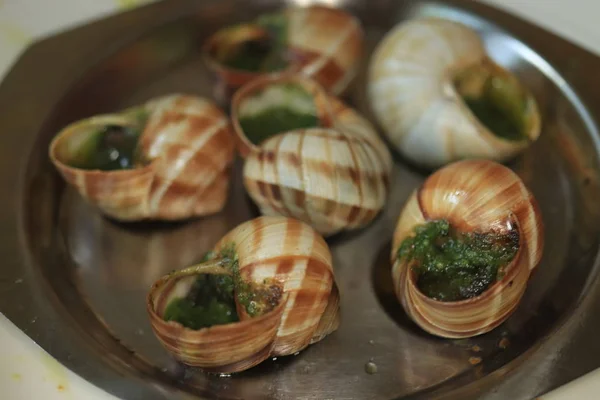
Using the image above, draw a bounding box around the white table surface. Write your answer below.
[1,0,599,399]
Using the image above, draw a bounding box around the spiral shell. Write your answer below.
[146,216,339,372]
[203,5,363,103]
[391,160,544,338]
[368,18,541,169]
[231,74,393,236]
[49,94,235,221]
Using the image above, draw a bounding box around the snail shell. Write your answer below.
[49,94,235,221]
[231,74,393,236]
[203,5,363,103]
[368,18,541,169]
[391,160,544,338]
[146,216,339,372]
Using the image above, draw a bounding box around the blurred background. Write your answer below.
[0,0,598,82]
[0,0,157,79]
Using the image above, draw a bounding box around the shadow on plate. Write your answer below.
[370,241,436,340]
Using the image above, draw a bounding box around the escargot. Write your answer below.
[391,160,544,338]
[368,18,541,169]
[49,94,235,221]
[230,74,393,236]
[203,5,363,103]
[146,216,339,372]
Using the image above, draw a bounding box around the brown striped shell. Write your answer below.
[231,74,393,236]
[368,18,541,169]
[146,216,339,372]
[49,94,235,221]
[391,160,544,338]
[203,5,363,103]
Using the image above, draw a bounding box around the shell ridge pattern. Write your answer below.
[347,128,380,216]
[461,165,524,227]
[148,118,227,214]
[428,19,464,71]
[144,97,197,157]
[322,129,341,230]
[276,254,311,337]
[282,258,331,346]
[399,97,449,163]
[255,139,277,217]
[297,130,315,227]
[301,20,356,76]
[334,109,390,188]
[273,134,293,217]
[337,127,365,225]
[355,131,384,209]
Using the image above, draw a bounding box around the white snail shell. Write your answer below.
[391,160,544,338]
[368,18,541,169]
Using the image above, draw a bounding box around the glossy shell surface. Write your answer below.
[368,18,541,168]
[49,94,235,221]
[147,216,339,372]
[232,75,393,236]
[391,160,544,338]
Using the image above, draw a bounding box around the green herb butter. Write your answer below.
[217,244,283,318]
[238,83,320,145]
[70,125,141,171]
[163,247,283,329]
[221,12,288,73]
[463,97,524,141]
[397,220,519,302]
[239,108,319,145]
[163,274,239,330]
[462,74,529,141]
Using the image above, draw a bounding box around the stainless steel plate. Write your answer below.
[1,0,600,399]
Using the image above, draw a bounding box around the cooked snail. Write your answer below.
[146,216,339,373]
[368,18,541,169]
[230,74,393,236]
[391,160,544,338]
[49,94,235,221]
[203,5,363,103]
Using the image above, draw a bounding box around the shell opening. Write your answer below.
[69,125,142,170]
[397,219,520,302]
[236,81,321,145]
[53,110,150,171]
[207,12,289,74]
[156,249,284,330]
[453,61,539,142]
